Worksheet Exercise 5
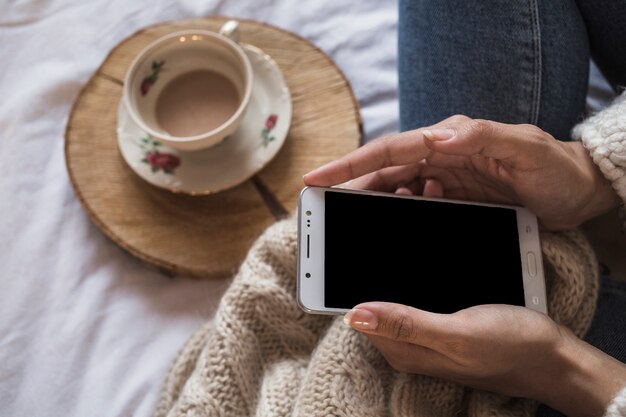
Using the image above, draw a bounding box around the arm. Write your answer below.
[344,302,626,417]
[573,92,626,227]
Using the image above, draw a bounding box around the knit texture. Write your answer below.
[606,386,626,417]
[154,218,599,417]
[573,91,626,206]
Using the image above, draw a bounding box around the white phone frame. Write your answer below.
[297,186,547,315]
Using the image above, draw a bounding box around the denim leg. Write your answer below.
[535,276,626,417]
[575,0,626,90]
[584,276,626,362]
[398,0,589,140]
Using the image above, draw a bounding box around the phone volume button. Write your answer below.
[526,252,537,277]
[306,234,310,259]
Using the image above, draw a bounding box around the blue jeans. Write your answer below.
[398,1,626,415]
[399,0,626,141]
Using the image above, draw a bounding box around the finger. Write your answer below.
[395,186,413,196]
[417,163,515,203]
[403,178,423,196]
[344,302,459,350]
[422,120,544,163]
[417,165,464,195]
[303,114,474,187]
[392,178,423,196]
[424,151,469,170]
[348,163,423,192]
[422,179,444,198]
[365,334,453,376]
[303,130,430,186]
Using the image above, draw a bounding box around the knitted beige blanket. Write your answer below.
[154,218,598,417]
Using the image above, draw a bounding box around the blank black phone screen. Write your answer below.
[324,191,524,313]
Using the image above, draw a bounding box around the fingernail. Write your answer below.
[302,172,316,183]
[303,165,324,180]
[422,128,455,141]
[344,308,378,330]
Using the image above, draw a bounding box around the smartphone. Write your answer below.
[297,186,547,315]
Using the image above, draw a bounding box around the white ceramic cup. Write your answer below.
[123,21,253,151]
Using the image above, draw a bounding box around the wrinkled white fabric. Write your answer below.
[0,1,614,417]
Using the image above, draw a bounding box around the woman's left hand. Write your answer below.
[303,116,618,229]
[345,302,626,417]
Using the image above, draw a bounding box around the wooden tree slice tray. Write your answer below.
[65,17,362,279]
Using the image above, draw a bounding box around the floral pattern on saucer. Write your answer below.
[117,44,292,195]
[261,114,278,146]
[140,136,181,174]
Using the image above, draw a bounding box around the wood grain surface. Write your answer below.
[65,17,362,278]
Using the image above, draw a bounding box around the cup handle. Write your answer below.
[219,20,240,43]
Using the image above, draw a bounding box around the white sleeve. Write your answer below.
[605,386,626,417]
[572,91,626,207]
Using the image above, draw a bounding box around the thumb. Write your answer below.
[422,119,541,161]
[344,302,452,349]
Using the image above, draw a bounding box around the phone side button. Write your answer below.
[526,252,537,277]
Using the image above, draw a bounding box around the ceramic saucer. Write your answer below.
[117,44,292,195]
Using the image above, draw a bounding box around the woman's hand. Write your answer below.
[303,116,618,229]
[344,302,626,417]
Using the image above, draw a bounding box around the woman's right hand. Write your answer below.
[304,115,618,230]
[344,301,626,417]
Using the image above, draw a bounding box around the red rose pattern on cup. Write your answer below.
[140,60,165,96]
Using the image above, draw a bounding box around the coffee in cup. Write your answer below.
[123,21,253,151]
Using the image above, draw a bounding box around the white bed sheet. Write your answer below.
[0,1,397,416]
[0,1,614,417]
